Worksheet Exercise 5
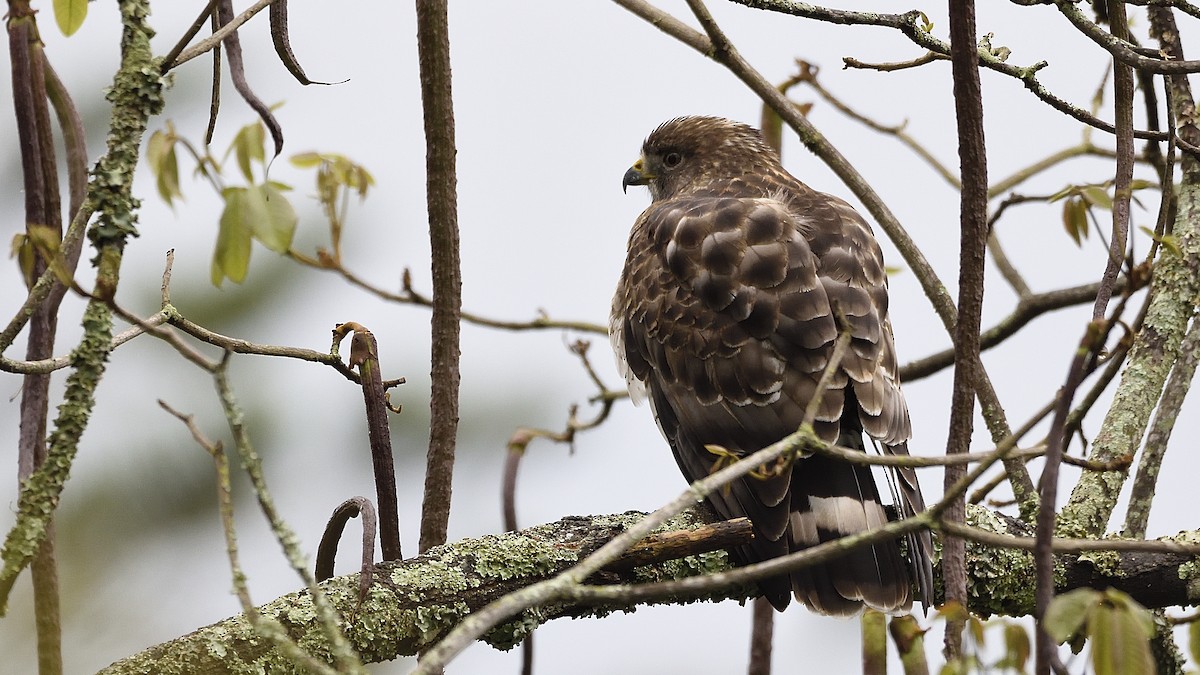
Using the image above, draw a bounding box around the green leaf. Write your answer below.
[1129,178,1158,191]
[1000,622,1030,671]
[212,188,254,286]
[936,599,970,625]
[1088,591,1155,675]
[53,0,88,36]
[938,661,967,675]
[243,182,298,254]
[146,129,182,206]
[158,146,182,207]
[917,11,934,32]
[1100,589,1156,638]
[147,129,170,173]
[1044,588,1099,644]
[11,233,34,288]
[1062,197,1089,246]
[967,615,986,648]
[1140,225,1181,256]
[220,180,295,253]
[232,122,266,183]
[1081,185,1113,210]
[25,225,73,288]
[289,152,323,169]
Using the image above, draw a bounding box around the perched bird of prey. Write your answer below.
[611,116,933,614]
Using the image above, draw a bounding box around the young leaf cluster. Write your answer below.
[145,120,372,286]
[1043,588,1156,675]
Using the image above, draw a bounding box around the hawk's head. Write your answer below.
[622,116,780,201]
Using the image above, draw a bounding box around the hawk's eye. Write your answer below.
[663,152,683,168]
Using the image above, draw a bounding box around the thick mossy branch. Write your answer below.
[98,510,745,674]
[0,0,162,613]
[99,508,1200,672]
[960,506,1200,616]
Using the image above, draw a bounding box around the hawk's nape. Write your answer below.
[610,116,934,615]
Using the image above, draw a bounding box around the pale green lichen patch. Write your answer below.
[387,557,471,597]
[1077,546,1122,578]
[634,548,732,583]
[484,606,546,650]
[964,505,1036,617]
[1168,530,1200,602]
[465,530,580,580]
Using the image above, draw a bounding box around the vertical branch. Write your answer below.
[1094,0,1134,320]
[414,0,462,554]
[9,3,65,671]
[747,596,773,675]
[1036,324,1101,674]
[9,0,59,479]
[337,323,402,561]
[944,0,987,660]
[860,609,885,675]
[360,351,402,561]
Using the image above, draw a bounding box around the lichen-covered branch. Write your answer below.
[97,508,1200,673]
[0,0,162,614]
[1058,70,1200,539]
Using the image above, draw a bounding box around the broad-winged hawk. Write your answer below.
[611,116,933,614]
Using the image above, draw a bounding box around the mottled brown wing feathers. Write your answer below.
[611,116,930,615]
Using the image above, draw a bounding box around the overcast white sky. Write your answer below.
[2,2,1197,673]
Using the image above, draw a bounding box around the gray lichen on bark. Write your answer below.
[98,506,1200,673]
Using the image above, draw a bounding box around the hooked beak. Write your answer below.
[622,158,653,194]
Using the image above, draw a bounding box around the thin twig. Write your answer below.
[158,0,217,72]
[158,400,342,675]
[169,0,280,70]
[940,520,1200,555]
[213,357,364,672]
[334,323,402,562]
[1057,0,1200,74]
[748,596,774,675]
[729,0,1168,141]
[315,496,377,603]
[795,59,959,189]
[1092,0,1135,321]
[1035,320,1103,675]
[899,277,1134,381]
[843,51,946,72]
